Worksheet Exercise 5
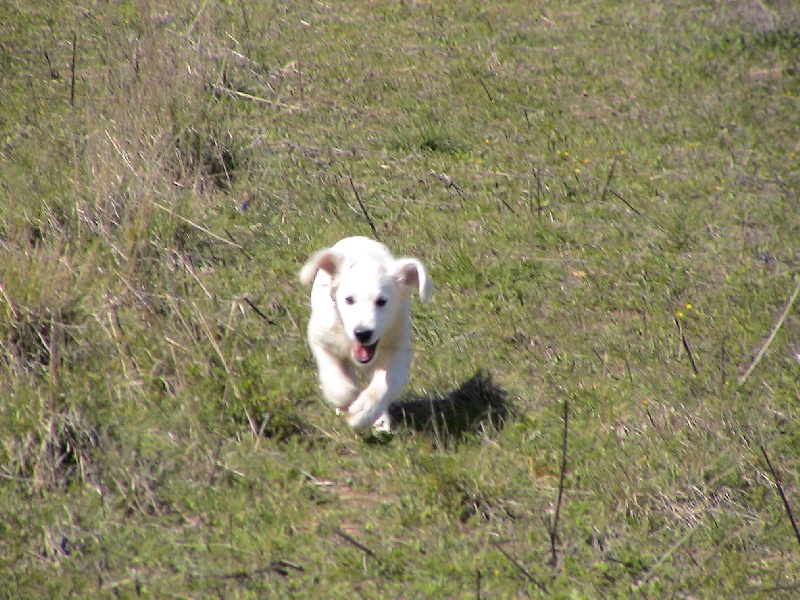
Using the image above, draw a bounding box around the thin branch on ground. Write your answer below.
[43,49,58,78]
[548,398,569,569]
[70,32,77,107]
[491,541,548,592]
[600,158,616,204]
[738,277,800,385]
[636,517,706,589]
[760,443,800,548]
[475,75,494,103]
[347,175,380,240]
[201,560,304,580]
[609,189,642,216]
[151,201,243,249]
[211,84,302,112]
[332,527,380,562]
[531,165,545,219]
[223,228,251,256]
[674,316,699,376]
[242,297,276,324]
[431,170,466,199]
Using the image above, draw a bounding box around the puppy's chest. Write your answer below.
[325,313,353,356]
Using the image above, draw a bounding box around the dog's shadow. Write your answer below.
[388,370,510,445]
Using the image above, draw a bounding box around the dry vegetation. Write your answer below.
[1,0,799,597]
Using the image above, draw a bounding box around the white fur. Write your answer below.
[299,237,433,431]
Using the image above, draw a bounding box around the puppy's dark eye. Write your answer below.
[345,296,355,305]
[376,298,387,307]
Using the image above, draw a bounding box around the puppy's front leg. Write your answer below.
[311,344,359,409]
[347,353,410,431]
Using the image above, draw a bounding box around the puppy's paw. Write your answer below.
[322,380,359,409]
[373,412,391,433]
[360,413,394,443]
[346,392,384,431]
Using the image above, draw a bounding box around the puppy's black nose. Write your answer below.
[354,328,373,344]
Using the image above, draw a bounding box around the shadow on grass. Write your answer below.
[388,370,511,445]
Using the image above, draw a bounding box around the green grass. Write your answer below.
[1,0,799,597]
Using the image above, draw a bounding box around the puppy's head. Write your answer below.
[300,249,433,365]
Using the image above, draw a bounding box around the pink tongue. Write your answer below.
[353,343,371,361]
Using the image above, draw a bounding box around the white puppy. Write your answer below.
[300,236,433,431]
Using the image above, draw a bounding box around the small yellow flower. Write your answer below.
[484,139,491,145]
[574,168,581,174]
[676,311,685,318]
[685,303,693,311]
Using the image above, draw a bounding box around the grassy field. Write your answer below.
[1,0,799,597]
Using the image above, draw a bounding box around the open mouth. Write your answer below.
[353,340,379,364]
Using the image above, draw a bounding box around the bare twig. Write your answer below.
[298,59,305,102]
[70,32,77,107]
[531,166,545,219]
[491,541,547,592]
[636,517,705,588]
[675,316,699,376]
[0,281,18,320]
[185,0,211,36]
[738,277,800,385]
[599,158,616,204]
[208,411,228,488]
[104,130,136,173]
[211,84,301,112]
[242,297,276,324]
[268,559,305,576]
[495,197,517,214]
[223,228,250,256]
[348,175,380,240]
[332,527,380,562]
[221,48,266,76]
[431,170,466,199]
[151,201,243,249]
[548,398,569,569]
[43,50,58,79]
[609,189,642,217]
[760,443,800,548]
[599,159,642,215]
[475,75,494,103]
[201,560,304,580]
[236,0,252,58]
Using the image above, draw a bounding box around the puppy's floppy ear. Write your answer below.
[299,249,343,285]
[394,258,433,302]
